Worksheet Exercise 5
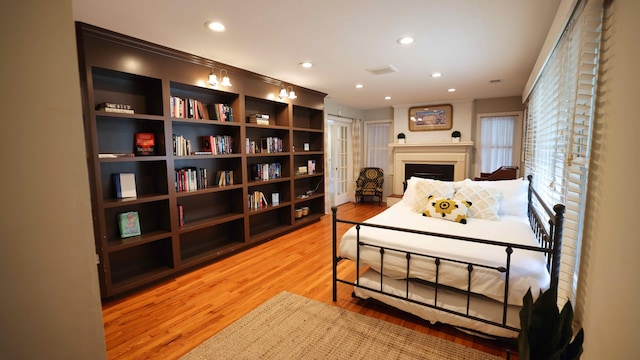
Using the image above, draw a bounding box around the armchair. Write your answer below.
[355,167,384,206]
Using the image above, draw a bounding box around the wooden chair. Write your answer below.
[355,167,384,206]
[475,166,519,181]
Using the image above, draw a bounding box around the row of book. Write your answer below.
[248,191,269,210]
[246,137,283,154]
[175,167,208,192]
[201,135,234,155]
[251,162,282,181]
[173,134,193,156]
[169,96,233,121]
[215,170,234,186]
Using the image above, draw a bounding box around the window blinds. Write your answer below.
[524,0,603,305]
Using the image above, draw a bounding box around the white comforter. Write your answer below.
[339,200,550,306]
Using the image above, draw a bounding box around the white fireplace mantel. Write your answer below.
[389,141,474,194]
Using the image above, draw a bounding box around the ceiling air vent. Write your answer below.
[489,79,503,84]
[366,65,399,75]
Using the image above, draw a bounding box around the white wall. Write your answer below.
[579,0,640,357]
[0,0,107,358]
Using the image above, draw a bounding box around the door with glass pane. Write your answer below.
[328,119,351,206]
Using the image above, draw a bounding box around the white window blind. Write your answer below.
[524,0,603,305]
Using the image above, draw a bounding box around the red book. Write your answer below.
[135,133,155,155]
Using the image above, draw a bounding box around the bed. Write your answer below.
[332,175,565,338]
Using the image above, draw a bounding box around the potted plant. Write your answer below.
[518,287,584,360]
[397,132,406,144]
[451,130,461,142]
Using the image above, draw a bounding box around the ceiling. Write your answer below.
[72,0,560,110]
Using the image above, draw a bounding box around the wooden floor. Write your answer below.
[102,202,518,359]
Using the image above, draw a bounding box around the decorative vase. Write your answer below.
[398,138,406,144]
[452,137,460,143]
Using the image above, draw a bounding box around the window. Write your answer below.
[524,0,603,305]
[479,115,516,173]
[365,121,391,171]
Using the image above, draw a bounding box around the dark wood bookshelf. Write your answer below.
[76,22,326,298]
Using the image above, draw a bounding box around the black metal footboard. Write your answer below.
[331,177,565,334]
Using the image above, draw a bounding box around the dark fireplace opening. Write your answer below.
[405,164,454,183]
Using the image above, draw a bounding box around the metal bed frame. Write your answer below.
[332,175,565,334]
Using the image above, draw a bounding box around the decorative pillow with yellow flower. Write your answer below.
[422,196,472,224]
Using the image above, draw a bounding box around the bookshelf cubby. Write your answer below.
[77,22,326,298]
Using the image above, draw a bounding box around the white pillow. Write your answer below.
[454,184,501,220]
[467,178,529,217]
[403,177,455,208]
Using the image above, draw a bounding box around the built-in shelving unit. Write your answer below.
[76,23,326,298]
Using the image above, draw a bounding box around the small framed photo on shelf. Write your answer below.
[118,211,141,238]
[272,193,280,206]
[303,143,310,151]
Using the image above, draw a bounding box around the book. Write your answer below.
[177,205,184,227]
[113,173,137,198]
[307,160,316,174]
[247,114,270,125]
[96,102,134,114]
[99,153,134,159]
[272,193,280,206]
[118,211,141,238]
[135,133,155,155]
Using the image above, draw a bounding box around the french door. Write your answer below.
[328,118,352,206]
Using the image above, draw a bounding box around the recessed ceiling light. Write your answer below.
[299,62,313,68]
[355,84,364,89]
[385,96,391,100]
[431,72,442,78]
[448,88,456,92]
[205,21,226,32]
[397,36,414,45]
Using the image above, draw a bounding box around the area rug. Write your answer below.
[180,291,504,360]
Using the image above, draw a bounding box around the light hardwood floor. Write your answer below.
[102,202,517,359]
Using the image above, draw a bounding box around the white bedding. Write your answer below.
[339,200,550,306]
[354,269,521,338]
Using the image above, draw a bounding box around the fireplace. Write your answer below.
[405,164,454,182]
[389,141,473,194]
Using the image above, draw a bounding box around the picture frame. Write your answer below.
[408,104,453,131]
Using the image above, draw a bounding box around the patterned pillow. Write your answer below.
[422,196,472,224]
[454,184,501,220]
[411,180,456,213]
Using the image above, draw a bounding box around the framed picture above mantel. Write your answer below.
[408,104,453,131]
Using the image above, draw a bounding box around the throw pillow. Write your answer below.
[411,180,456,213]
[454,184,501,220]
[422,196,472,224]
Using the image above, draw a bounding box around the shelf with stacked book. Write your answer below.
[169,81,239,122]
[247,179,291,213]
[245,96,289,127]
[245,127,289,154]
[173,156,242,195]
[92,67,164,116]
[171,120,240,156]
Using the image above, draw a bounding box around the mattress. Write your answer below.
[339,200,550,306]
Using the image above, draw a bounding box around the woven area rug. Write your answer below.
[180,291,504,360]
